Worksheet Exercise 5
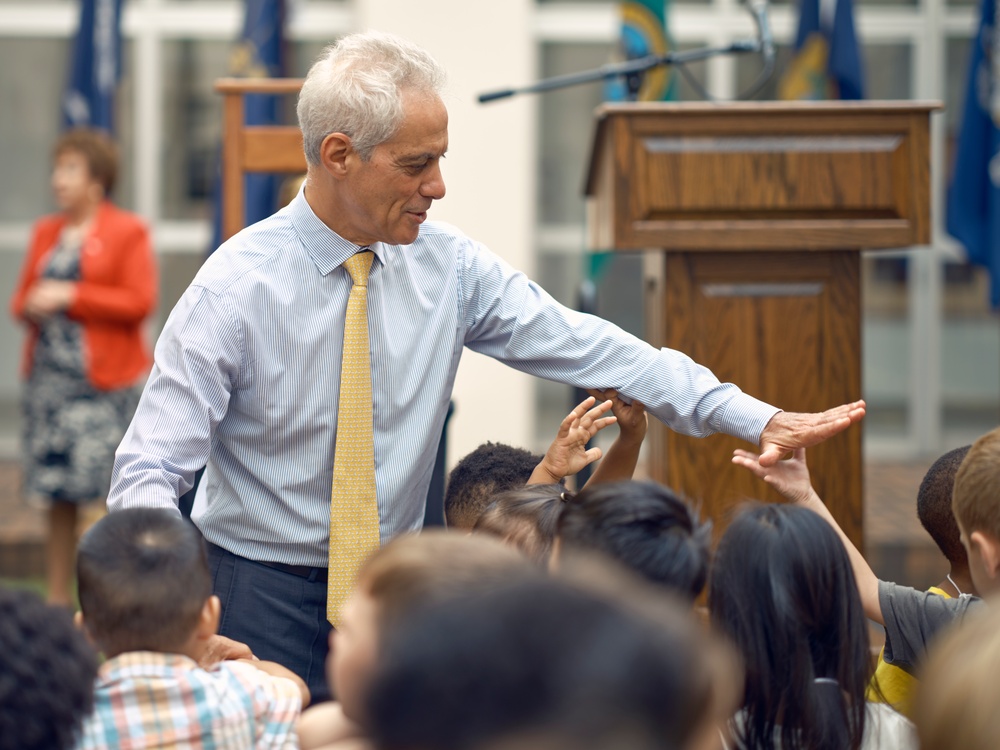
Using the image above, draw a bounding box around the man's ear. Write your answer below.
[970,531,1000,578]
[319,132,354,178]
[196,595,222,640]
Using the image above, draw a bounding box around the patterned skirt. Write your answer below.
[22,364,141,504]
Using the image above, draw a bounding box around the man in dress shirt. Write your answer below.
[109,31,864,699]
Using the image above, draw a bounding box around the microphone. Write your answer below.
[745,0,775,65]
[478,88,516,104]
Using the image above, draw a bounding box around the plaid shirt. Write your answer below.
[76,651,302,749]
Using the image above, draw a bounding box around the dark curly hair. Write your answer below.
[917,445,971,567]
[444,442,545,530]
[0,587,98,750]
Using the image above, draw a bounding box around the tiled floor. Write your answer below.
[0,458,947,586]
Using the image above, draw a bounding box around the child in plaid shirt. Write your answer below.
[74,508,308,749]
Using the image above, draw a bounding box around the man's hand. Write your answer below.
[198,634,255,668]
[529,396,616,485]
[757,400,866,467]
[22,280,76,322]
[586,388,646,446]
[732,447,815,504]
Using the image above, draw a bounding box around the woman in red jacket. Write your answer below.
[10,128,157,605]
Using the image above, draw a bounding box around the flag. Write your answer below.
[779,0,864,100]
[62,0,124,132]
[946,0,1000,307]
[606,0,677,102]
[210,0,287,251]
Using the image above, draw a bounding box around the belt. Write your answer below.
[206,542,328,583]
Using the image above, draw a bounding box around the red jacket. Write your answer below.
[10,201,158,391]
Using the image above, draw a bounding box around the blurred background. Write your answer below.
[0,0,995,592]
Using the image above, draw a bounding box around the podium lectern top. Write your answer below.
[585,101,941,253]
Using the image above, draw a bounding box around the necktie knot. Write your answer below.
[344,250,374,288]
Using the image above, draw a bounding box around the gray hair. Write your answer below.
[297,30,447,164]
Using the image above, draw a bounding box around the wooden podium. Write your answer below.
[585,101,936,547]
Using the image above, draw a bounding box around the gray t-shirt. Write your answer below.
[878,579,984,674]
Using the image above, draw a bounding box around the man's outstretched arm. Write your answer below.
[460,240,865,459]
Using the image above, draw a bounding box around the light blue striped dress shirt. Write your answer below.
[109,190,779,566]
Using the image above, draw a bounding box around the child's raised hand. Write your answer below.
[587,388,647,445]
[534,396,616,484]
[731,447,815,505]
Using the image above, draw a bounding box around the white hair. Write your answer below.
[297,30,447,164]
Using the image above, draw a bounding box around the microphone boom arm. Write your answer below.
[478,39,761,104]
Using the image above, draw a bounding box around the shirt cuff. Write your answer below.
[715,392,781,445]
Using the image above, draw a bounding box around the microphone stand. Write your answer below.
[478,39,761,104]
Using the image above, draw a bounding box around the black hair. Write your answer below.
[472,484,569,565]
[556,480,710,601]
[444,442,546,530]
[917,445,971,567]
[709,503,870,750]
[0,587,97,750]
[367,577,718,750]
[76,508,213,656]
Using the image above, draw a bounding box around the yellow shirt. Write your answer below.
[865,585,950,719]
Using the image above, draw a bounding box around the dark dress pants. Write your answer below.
[206,542,333,703]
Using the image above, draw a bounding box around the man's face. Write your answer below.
[338,89,448,246]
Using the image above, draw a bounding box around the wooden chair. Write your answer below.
[214,77,305,242]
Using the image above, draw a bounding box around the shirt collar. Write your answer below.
[287,186,384,276]
[98,651,200,683]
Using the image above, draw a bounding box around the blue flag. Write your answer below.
[779,0,864,101]
[210,0,286,251]
[62,0,124,132]
[947,0,1000,307]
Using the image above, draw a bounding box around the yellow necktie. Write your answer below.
[328,250,379,625]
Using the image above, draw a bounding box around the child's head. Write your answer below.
[915,605,1000,750]
[472,484,568,565]
[952,427,1000,595]
[76,508,216,658]
[555,480,710,601]
[366,575,736,750]
[332,531,535,724]
[917,445,971,573]
[0,587,98,750]
[444,442,545,530]
[709,503,870,750]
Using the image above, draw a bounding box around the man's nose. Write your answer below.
[420,162,446,200]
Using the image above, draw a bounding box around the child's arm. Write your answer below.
[582,389,647,488]
[731,448,884,625]
[297,702,363,749]
[238,658,311,707]
[528,396,616,485]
